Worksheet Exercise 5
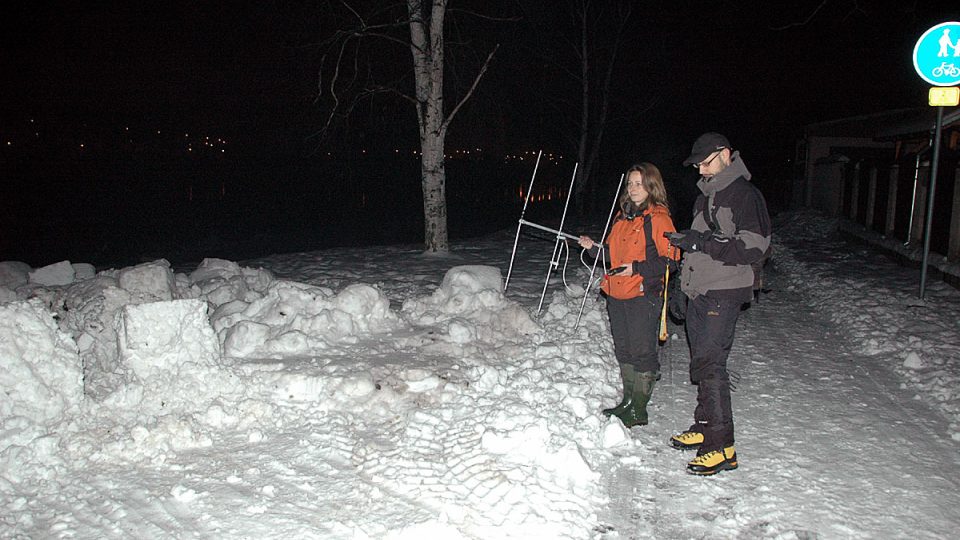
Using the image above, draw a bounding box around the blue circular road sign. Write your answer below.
[914,21,960,86]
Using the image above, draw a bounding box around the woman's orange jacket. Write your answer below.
[601,204,678,300]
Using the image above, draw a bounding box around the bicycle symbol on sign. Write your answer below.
[932,62,960,77]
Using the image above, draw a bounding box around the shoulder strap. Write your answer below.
[705,195,721,234]
[642,214,658,261]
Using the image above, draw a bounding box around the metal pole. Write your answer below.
[906,132,933,245]
[536,163,579,314]
[504,150,543,292]
[919,106,944,299]
[517,219,581,241]
[574,173,625,329]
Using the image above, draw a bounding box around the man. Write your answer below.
[665,132,771,476]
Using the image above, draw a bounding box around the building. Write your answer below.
[796,107,960,271]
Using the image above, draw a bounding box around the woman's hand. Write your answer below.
[578,235,595,250]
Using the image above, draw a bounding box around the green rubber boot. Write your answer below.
[617,371,658,428]
[602,364,635,417]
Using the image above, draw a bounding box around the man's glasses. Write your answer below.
[692,148,725,169]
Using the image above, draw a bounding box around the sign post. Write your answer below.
[912,21,960,299]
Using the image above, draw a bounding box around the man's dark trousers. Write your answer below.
[685,294,741,451]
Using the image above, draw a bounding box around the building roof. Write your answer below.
[805,107,960,139]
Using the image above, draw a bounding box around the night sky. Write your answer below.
[2,1,959,266]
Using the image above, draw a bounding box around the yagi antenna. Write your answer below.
[574,173,624,328]
[503,151,592,328]
[505,155,625,330]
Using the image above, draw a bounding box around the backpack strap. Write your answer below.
[705,195,722,234]
[642,214,658,261]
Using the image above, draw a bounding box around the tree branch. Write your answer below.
[442,44,499,132]
[446,8,520,23]
[771,0,830,30]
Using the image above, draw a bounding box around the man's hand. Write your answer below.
[668,280,687,321]
[665,230,711,252]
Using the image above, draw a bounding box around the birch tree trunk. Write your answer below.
[408,0,449,253]
[317,1,496,253]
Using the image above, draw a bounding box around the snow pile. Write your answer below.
[0,254,624,538]
[402,265,540,344]
[215,280,399,358]
[28,260,77,286]
[343,265,612,538]
[0,299,82,484]
[1,259,259,467]
[22,259,192,399]
[107,299,230,419]
[0,261,31,287]
[0,299,83,424]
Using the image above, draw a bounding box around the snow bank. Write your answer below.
[0,299,83,484]
[402,265,540,343]
[0,261,30,288]
[105,299,234,421]
[215,280,399,358]
[0,299,83,426]
[0,255,617,538]
[28,260,76,286]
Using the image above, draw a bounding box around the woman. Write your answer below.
[579,162,678,428]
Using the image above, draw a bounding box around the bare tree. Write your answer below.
[769,0,868,30]
[315,1,499,253]
[520,0,635,215]
[571,1,632,215]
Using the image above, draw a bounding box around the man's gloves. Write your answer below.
[665,230,712,252]
[667,277,687,321]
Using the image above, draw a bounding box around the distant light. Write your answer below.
[80,144,85,148]
[156,130,161,134]
[6,141,11,146]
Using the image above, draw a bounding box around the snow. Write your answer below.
[2,208,959,538]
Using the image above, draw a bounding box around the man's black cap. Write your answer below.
[682,132,731,166]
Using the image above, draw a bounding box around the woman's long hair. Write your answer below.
[620,162,669,217]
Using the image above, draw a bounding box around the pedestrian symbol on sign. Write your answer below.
[937,29,960,57]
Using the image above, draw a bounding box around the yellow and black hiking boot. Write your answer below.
[686,446,738,476]
[669,430,704,450]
